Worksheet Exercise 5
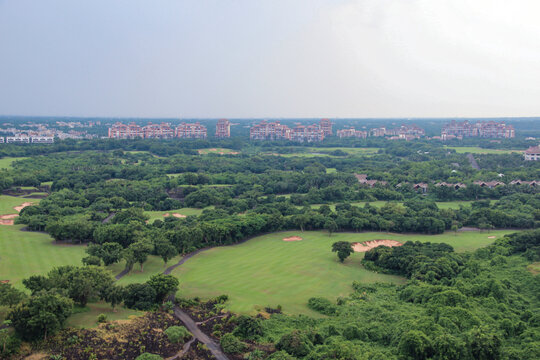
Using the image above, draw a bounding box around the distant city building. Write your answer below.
[175,122,207,139]
[215,119,231,138]
[441,120,515,139]
[524,145,540,161]
[6,135,30,143]
[370,125,425,139]
[250,121,291,140]
[142,122,174,139]
[249,119,330,142]
[108,122,144,139]
[336,127,367,138]
[31,136,54,144]
[0,137,4,143]
[319,119,333,136]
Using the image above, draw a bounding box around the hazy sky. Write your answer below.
[1,0,540,118]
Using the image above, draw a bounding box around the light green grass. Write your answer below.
[0,157,28,169]
[108,255,183,285]
[0,225,86,288]
[198,148,240,155]
[0,195,40,215]
[173,230,509,315]
[527,262,540,275]
[144,207,210,223]
[325,168,337,174]
[41,181,54,186]
[67,302,144,328]
[445,146,522,154]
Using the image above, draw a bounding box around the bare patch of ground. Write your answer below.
[283,236,303,241]
[172,213,187,218]
[352,240,403,252]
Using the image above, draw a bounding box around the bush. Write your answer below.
[164,325,191,343]
[276,330,312,358]
[232,315,263,340]
[267,351,295,360]
[97,314,107,323]
[220,333,245,354]
[135,353,162,360]
[307,297,337,316]
[123,283,157,310]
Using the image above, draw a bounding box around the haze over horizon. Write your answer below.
[2,0,540,119]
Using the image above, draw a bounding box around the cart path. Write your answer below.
[467,153,480,170]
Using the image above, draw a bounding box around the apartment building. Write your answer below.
[441,121,515,139]
[215,119,231,138]
[175,122,207,139]
[336,128,368,138]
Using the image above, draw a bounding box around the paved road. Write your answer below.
[173,307,229,360]
[467,153,480,170]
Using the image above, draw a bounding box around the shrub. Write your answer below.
[267,351,295,360]
[307,297,337,316]
[164,326,191,344]
[233,315,263,340]
[343,325,363,340]
[123,283,157,310]
[276,330,312,358]
[135,353,162,360]
[220,333,245,354]
[97,314,107,323]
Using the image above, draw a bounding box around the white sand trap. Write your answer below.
[283,236,303,242]
[163,213,170,217]
[352,240,403,252]
[0,213,19,226]
[172,213,187,218]
[488,236,496,239]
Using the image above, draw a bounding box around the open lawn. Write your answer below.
[67,302,144,328]
[269,147,379,158]
[0,156,28,169]
[0,195,40,214]
[445,146,522,154]
[0,225,86,288]
[198,148,240,155]
[172,229,510,315]
[144,207,211,222]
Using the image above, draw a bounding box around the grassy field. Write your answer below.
[0,156,28,169]
[67,302,144,328]
[197,148,240,155]
[0,225,86,288]
[0,195,40,214]
[173,229,510,315]
[325,168,337,174]
[445,146,522,154]
[144,207,210,222]
[269,147,379,158]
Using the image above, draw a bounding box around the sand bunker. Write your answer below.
[488,236,496,239]
[172,213,187,218]
[352,240,403,252]
[13,202,34,212]
[0,203,35,226]
[283,236,303,242]
[163,213,170,217]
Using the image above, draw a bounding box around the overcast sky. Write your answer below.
[1,0,540,118]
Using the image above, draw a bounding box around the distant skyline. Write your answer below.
[2,1,540,118]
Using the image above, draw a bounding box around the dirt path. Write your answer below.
[102,212,115,224]
[165,338,196,360]
[163,248,209,275]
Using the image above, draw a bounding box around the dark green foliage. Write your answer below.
[8,293,73,341]
[123,283,157,310]
[220,333,245,354]
[331,241,353,263]
[307,297,337,316]
[233,315,264,340]
[146,274,179,303]
[0,283,26,308]
[276,330,313,358]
